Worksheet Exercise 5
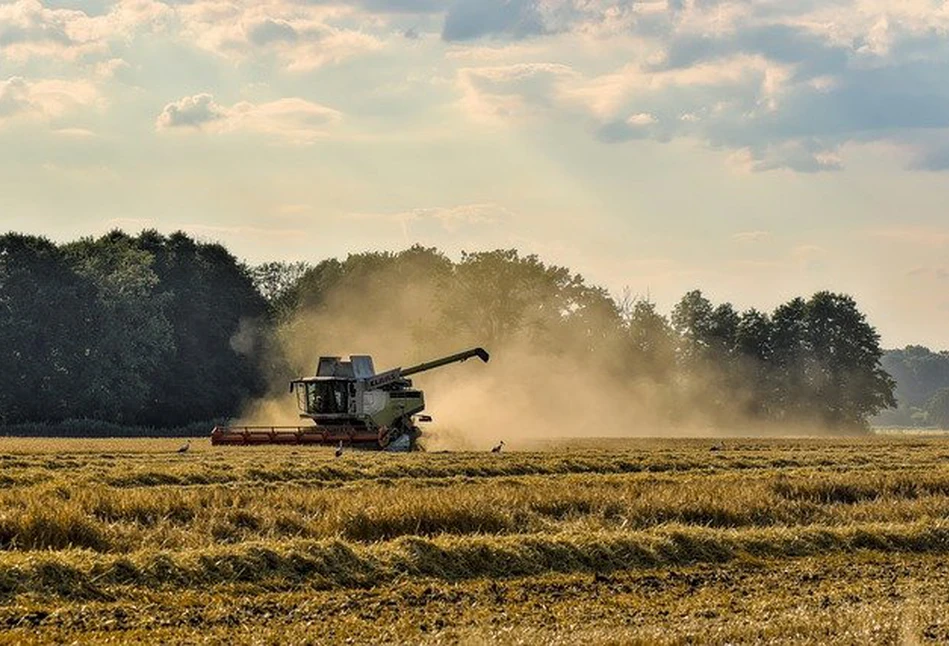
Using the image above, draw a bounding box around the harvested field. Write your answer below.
[1,435,949,644]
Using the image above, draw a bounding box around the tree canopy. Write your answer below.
[0,235,899,432]
[0,231,267,427]
[874,346,949,427]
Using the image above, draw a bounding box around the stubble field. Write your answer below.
[1,434,949,644]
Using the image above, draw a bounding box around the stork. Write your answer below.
[177,440,191,454]
[491,440,505,454]
[335,440,344,458]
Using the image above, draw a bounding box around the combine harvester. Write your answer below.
[211,347,489,451]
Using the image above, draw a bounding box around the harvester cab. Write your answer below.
[210,347,489,451]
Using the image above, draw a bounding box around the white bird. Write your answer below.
[335,441,344,458]
[491,440,505,453]
[177,440,191,454]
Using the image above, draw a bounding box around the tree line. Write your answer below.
[0,232,899,431]
[0,231,266,428]
[874,346,949,428]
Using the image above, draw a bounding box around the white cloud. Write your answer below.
[0,76,101,126]
[0,0,104,63]
[156,93,343,143]
[0,0,171,64]
[94,57,130,79]
[445,41,550,63]
[156,93,226,129]
[438,0,949,172]
[455,54,800,152]
[53,127,97,138]
[625,112,656,125]
[175,1,382,71]
[456,63,578,123]
[224,98,343,141]
[2,0,949,173]
[729,141,843,173]
[0,0,384,73]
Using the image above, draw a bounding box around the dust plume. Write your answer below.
[235,249,870,448]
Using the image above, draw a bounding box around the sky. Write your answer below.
[1,0,948,349]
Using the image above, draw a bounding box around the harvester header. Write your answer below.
[211,347,489,451]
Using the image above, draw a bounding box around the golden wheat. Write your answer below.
[0,435,948,643]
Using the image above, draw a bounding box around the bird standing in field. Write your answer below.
[710,441,725,452]
[335,441,344,458]
[491,440,505,453]
[177,440,191,454]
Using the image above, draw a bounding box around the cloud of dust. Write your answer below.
[234,255,845,447]
[234,272,451,428]
[415,339,789,451]
[418,342,672,450]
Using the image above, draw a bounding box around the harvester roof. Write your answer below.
[315,355,376,379]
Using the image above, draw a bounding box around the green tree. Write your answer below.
[285,258,345,313]
[555,284,623,364]
[770,297,810,420]
[446,249,588,350]
[926,388,949,428]
[733,308,774,416]
[64,231,175,422]
[708,304,740,356]
[134,231,269,426]
[735,309,772,362]
[623,298,677,380]
[671,290,719,369]
[875,346,949,427]
[771,293,895,428]
[808,292,895,427]
[670,291,741,420]
[0,234,96,423]
[270,246,456,378]
[250,261,310,317]
[0,234,902,433]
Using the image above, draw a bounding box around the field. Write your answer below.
[2,435,949,644]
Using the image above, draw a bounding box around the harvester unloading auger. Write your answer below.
[210,347,490,451]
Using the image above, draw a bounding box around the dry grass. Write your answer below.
[1,435,949,643]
